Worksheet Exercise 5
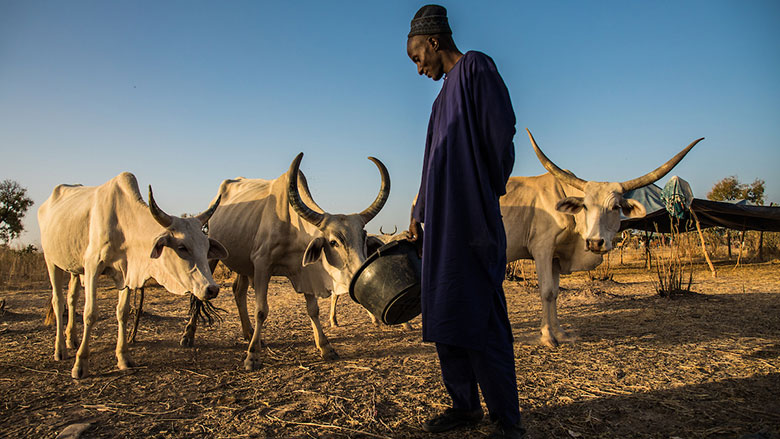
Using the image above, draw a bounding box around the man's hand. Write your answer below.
[406,217,423,241]
[406,217,424,257]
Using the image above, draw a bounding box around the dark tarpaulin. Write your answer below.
[620,198,780,233]
[412,51,515,350]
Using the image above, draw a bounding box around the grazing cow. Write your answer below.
[181,153,389,370]
[501,130,702,347]
[38,172,228,378]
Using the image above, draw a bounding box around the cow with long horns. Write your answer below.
[181,153,390,370]
[501,130,703,347]
[38,172,227,378]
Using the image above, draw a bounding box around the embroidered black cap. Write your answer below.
[408,4,452,38]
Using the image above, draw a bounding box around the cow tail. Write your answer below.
[44,302,55,326]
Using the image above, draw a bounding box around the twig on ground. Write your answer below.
[266,414,392,439]
[15,365,59,375]
[293,389,355,402]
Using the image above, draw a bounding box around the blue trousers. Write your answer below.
[435,294,521,426]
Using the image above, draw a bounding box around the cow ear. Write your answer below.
[620,198,646,218]
[556,197,584,215]
[150,234,171,259]
[366,235,385,257]
[207,238,229,260]
[302,236,327,266]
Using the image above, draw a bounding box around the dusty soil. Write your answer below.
[1,254,779,438]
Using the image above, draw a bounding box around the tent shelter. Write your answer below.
[618,177,780,276]
[620,179,780,234]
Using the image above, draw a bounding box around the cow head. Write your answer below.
[527,129,703,254]
[287,153,389,294]
[147,187,229,301]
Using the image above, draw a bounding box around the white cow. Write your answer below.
[38,172,228,378]
[501,130,702,347]
[180,153,389,370]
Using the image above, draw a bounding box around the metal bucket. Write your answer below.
[349,239,422,325]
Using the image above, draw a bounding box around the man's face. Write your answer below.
[407,36,444,81]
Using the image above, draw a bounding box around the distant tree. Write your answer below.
[0,180,34,244]
[707,176,766,261]
[707,176,741,202]
[742,179,765,206]
[707,176,765,205]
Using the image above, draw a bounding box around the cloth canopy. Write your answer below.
[620,177,780,233]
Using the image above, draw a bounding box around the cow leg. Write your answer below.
[233,275,253,341]
[548,260,572,344]
[65,274,81,350]
[304,293,339,360]
[330,293,378,327]
[180,294,199,347]
[328,293,339,327]
[115,287,135,370]
[128,287,144,343]
[535,255,561,347]
[47,263,67,361]
[244,272,270,371]
[72,263,101,379]
[366,308,379,326]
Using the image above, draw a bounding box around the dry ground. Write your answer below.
[1,252,779,438]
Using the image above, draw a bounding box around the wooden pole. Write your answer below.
[734,228,746,269]
[727,230,732,260]
[758,202,774,262]
[689,209,716,278]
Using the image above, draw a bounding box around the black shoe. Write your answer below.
[422,407,484,433]
[488,421,526,439]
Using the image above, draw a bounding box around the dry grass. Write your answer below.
[1,250,779,438]
[0,245,47,290]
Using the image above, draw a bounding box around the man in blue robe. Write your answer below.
[405,5,525,439]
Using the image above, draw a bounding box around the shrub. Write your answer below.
[652,220,694,298]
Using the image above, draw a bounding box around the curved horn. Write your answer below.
[148,185,173,228]
[287,152,324,227]
[619,137,704,192]
[359,156,391,224]
[527,129,587,190]
[380,225,398,235]
[195,195,221,226]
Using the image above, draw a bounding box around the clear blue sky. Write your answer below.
[2,1,779,246]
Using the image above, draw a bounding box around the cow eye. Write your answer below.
[178,245,188,253]
[329,240,339,248]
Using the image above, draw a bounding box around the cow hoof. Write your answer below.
[66,338,78,350]
[71,362,87,379]
[180,336,195,348]
[117,358,136,370]
[242,330,253,342]
[540,335,559,348]
[320,348,339,361]
[244,355,262,371]
[329,320,340,328]
[54,350,66,361]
